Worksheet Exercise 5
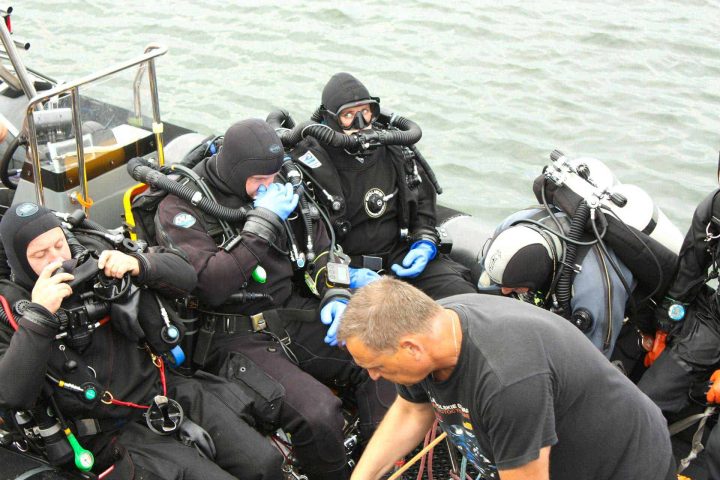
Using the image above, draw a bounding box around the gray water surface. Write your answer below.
[20,0,720,230]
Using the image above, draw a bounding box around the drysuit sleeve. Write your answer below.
[131,246,198,296]
[666,189,720,302]
[156,195,277,307]
[408,156,440,245]
[0,306,57,409]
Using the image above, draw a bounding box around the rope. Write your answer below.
[387,432,448,480]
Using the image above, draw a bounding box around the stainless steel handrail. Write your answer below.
[24,44,168,211]
[133,43,165,166]
[0,12,36,100]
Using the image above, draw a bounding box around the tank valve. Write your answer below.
[577,163,590,180]
[609,192,627,207]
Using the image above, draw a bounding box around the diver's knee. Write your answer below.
[251,446,285,480]
[299,393,344,434]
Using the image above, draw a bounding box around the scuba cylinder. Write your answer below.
[543,150,683,255]
[604,183,683,254]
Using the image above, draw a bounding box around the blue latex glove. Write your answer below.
[349,267,381,289]
[391,241,437,278]
[253,183,299,221]
[320,299,348,346]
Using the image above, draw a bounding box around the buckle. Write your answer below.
[201,315,216,333]
[74,418,101,437]
[362,255,383,271]
[251,312,266,332]
[225,316,236,334]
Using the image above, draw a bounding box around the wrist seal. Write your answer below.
[21,302,61,337]
[408,227,440,247]
[242,207,284,244]
[319,288,351,313]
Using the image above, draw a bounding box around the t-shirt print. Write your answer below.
[429,395,498,479]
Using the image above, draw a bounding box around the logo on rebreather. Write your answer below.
[364,188,387,218]
[173,212,197,229]
[16,203,39,217]
[269,144,282,154]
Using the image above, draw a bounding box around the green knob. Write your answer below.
[84,388,97,401]
[252,265,267,284]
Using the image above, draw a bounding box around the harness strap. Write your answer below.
[193,308,317,367]
[72,417,131,437]
[349,252,391,271]
[669,405,716,474]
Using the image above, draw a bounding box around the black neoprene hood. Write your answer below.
[322,73,373,112]
[212,118,285,199]
[0,202,63,289]
[321,72,377,131]
[500,243,553,291]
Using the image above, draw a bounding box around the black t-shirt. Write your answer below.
[398,294,672,480]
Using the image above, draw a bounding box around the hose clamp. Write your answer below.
[190,191,203,205]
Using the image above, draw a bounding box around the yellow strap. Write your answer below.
[74,193,94,209]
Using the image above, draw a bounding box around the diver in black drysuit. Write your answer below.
[0,203,282,480]
[634,188,720,477]
[288,72,477,300]
[155,119,394,480]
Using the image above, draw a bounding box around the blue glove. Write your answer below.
[391,241,437,278]
[320,299,348,346]
[349,267,381,289]
[253,183,299,221]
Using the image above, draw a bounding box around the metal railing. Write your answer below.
[0,8,36,100]
[23,44,168,212]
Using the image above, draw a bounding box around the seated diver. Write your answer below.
[0,203,283,480]
[154,118,395,480]
[282,72,477,300]
[477,156,679,370]
[477,207,635,358]
[636,187,720,477]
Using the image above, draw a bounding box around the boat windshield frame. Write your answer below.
[22,44,168,212]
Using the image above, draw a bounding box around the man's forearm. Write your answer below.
[351,397,436,480]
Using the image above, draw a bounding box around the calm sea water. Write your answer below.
[19,1,720,230]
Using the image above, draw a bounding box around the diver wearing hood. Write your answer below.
[634,188,720,477]
[0,203,281,480]
[478,207,636,360]
[289,72,476,300]
[155,118,394,480]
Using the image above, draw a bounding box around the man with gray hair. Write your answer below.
[338,277,675,480]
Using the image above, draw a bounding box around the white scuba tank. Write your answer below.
[546,152,683,255]
[602,184,684,254]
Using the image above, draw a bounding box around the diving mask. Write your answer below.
[329,99,380,131]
